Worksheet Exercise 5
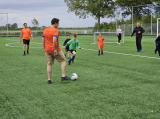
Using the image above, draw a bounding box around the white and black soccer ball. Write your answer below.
[71,73,78,80]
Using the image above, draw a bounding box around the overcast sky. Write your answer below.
[0,0,118,28]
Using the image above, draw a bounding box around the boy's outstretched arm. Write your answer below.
[77,41,81,49]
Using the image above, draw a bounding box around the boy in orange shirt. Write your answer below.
[20,23,33,56]
[97,33,105,56]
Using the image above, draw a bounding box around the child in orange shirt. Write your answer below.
[97,33,105,56]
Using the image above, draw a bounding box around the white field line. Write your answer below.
[81,48,160,60]
[5,41,160,60]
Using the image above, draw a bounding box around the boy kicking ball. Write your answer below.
[65,34,81,65]
[97,33,105,56]
[63,35,71,59]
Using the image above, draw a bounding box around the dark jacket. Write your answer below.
[131,26,145,37]
[156,36,160,45]
[63,39,71,46]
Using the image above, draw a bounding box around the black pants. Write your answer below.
[158,45,160,56]
[155,45,158,54]
[136,37,142,51]
[118,34,121,43]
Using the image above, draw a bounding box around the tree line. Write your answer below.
[64,0,160,29]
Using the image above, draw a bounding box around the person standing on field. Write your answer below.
[20,23,33,56]
[130,22,145,52]
[117,26,123,45]
[42,18,71,84]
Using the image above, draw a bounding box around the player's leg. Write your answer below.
[26,40,30,54]
[119,34,121,44]
[98,46,100,56]
[55,50,71,81]
[23,39,26,56]
[45,53,54,84]
[101,45,103,55]
[68,51,70,59]
[155,45,158,54]
[158,46,160,56]
[136,37,139,52]
[68,50,73,65]
[139,37,142,52]
[71,51,76,63]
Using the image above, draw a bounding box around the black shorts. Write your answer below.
[70,50,76,53]
[23,39,30,45]
[65,46,70,52]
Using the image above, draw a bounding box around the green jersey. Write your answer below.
[65,39,80,50]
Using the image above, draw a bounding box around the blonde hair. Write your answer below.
[99,33,102,35]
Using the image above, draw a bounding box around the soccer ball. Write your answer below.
[71,73,78,80]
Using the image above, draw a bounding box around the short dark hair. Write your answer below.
[73,34,77,38]
[51,18,59,25]
[23,23,27,26]
[67,35,70,37]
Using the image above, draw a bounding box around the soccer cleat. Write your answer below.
[23,54,26,56]
[98,53,100,56]
[61,76,71,81]
[47,80,52,84]
[135,50,139,52]
[139,50,142,52]
[68,61,71,65]
[27,52,29,54]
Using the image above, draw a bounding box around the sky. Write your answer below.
[0,0,118,28]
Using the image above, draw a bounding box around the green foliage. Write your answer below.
[31,17,39,28]
[64,0,115,29]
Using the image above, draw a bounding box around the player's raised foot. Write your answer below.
[47,80,52,84]
[135,50,139,52]
[61,76,71,81]
[68,61,71,65]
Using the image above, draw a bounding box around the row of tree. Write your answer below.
[0,17,39,30]
[64,0,160,29]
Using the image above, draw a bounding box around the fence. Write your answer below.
[0,23,158,37]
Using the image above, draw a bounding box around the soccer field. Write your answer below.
[1,35,160,119]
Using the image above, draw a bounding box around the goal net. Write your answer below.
[92,31,125,44]
[157,18,160,37]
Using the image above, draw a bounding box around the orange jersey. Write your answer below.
[21,28,32,40]
[42,27,61,53]
[97,37,104,45]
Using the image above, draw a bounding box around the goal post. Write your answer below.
[157,18,160,37]
[92,31,125,44]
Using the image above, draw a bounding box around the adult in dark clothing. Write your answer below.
[130,22,145,52]
[156,34,160,56]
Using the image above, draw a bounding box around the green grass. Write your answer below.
[0,35,160,119]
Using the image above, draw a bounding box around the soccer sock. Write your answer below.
[72,56,75,61]
[69,58,72,62]
[98,50,100,54]
[24,51,25,54]
[101,50,103,54]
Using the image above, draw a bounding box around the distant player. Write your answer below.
[155,34,160,56]
[97,33,105,56]
[130,22,145,52]
[63,35,71,59]
[20,23,33,56]
[117,26,123,44]
[155,38,158,54]
[42,18,71,84]
[65,34,81,65]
